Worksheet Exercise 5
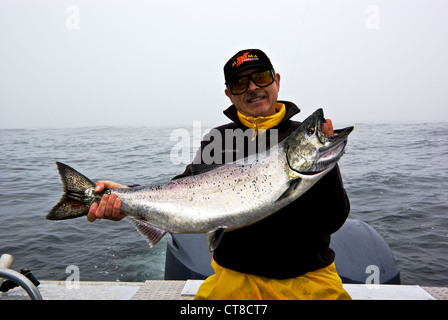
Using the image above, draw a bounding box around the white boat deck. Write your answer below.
[1,280,446,300]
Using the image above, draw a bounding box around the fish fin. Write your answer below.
[55,162,96,193]
[46,162,95,220]
[46,194,90,220]
[206,227,226,253]
[127,216,167,247]
[275,178,302,202]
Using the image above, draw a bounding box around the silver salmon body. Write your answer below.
[47,109,353,252]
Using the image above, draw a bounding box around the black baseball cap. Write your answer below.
[224,49,274,84]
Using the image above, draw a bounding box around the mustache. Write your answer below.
[244,90,268,103]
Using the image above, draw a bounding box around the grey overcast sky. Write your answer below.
[1,0,447,129]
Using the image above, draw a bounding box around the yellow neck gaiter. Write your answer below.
[238,103,286,140]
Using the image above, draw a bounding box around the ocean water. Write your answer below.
[0,123,447,287]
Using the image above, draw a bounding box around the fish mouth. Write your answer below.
[316,107,354,154]
[319,126,354,152]
[310,126,353,173]
[313,108,353,148]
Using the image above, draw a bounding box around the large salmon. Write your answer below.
[47,109,353,252]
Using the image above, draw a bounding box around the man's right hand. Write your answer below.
[87,181,127,222]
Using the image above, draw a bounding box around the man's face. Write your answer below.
[225,68,281,117]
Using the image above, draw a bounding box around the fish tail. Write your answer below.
[46,162,96,220]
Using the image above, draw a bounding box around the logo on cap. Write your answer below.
[232,51,259,68]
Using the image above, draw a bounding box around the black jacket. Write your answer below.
[173,101,350,279]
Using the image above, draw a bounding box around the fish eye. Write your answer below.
[307,127,315,135]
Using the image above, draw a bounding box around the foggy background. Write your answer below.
[1,0,447,129]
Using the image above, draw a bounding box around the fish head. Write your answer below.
[285,108,353,174]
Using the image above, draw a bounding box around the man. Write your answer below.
[88,49,351,300]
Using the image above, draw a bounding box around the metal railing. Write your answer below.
[0,254,42,300]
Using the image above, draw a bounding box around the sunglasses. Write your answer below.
[226,69,275,95]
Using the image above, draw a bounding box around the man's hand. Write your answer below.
[322,118,335,138]
[87,181,127,222]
